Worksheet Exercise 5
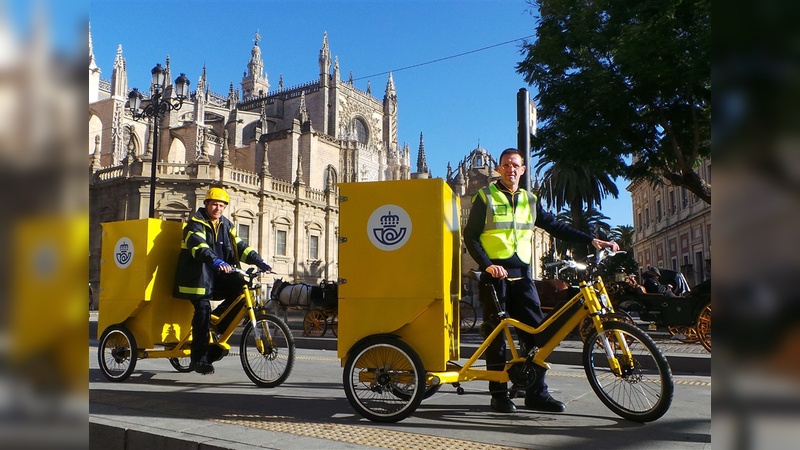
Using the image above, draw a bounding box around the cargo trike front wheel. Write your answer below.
[97,324,138,382]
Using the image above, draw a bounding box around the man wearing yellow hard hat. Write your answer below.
[173,186,272,374]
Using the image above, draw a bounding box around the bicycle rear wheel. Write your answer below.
[240,313,296,387]
[583,321,673,422]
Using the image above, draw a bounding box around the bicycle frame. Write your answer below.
[430,275,634,386]
[135,269,267,360]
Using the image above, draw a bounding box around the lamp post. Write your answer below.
[128,63,190,218]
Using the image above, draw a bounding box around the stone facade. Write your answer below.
[628,158,711,287]
[89,31,412,291]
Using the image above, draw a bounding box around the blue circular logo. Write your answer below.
[367,204,412,251]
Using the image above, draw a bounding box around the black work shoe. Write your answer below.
[190,361,215,375]
[525,395,565,413]
[490,396,517,413]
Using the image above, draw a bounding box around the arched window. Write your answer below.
[352,117,368,145]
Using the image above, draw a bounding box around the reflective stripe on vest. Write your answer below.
[477,184,537,264]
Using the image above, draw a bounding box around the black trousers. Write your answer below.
[481,276,550,400]
[190,273,245,363]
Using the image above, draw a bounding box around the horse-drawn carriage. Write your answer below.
[537,265,711,352]
[270,278,339,337]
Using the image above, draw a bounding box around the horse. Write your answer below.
[270,279,338,308]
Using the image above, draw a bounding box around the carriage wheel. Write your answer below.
[696,303,711,352]
[667,326,700,343]
[303,310,328,337]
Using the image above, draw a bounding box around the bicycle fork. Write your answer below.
[244,289,271,354]
[584,281,634,376]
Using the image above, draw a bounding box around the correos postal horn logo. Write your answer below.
[114,237,134,269]
[367,204,412,251]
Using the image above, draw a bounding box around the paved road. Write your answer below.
[90,312,711,449]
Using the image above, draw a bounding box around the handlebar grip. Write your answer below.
[544,261,564,268]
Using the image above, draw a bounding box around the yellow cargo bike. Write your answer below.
[337,179,673,423]
[95,219,295,387]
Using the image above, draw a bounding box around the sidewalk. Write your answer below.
[90,311,711,449]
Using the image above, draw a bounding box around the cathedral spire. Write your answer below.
[89,23,101,102]
[319,31,331,76]
[241,30,270,99]
[110,44,127,98]
[417,132,429,175]
[164,55,172,89]
[385,72,395,96]
[88,22,98,72]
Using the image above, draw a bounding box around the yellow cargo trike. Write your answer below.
[95,219,295,387]
[337,179,673,423]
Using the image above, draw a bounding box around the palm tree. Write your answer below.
[609,225,635,250]
[553,207,611,259]
[535,155,620,260]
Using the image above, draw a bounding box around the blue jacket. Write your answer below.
[173,207,264,300]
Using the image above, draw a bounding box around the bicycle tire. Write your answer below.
[97,325,137,382]
[240,313,296,388]
[330,313,339,337]
[582,321,674,422]
[459,300,477,333]
[343,336,426,423]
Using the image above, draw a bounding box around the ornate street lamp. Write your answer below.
[127,63,190,218]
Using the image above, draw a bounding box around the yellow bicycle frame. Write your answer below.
[430,276,633,386]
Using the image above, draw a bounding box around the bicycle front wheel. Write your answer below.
[97,325,137,382]
[583,321,673,422]
[240,313,296,387]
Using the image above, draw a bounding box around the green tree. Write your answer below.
[605,224,639,277]
[551,206,610,260]
[609,225,634,249]
[518,0,711,203]
[534,153,620,251]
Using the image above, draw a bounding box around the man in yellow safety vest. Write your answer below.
[464,148,619,414]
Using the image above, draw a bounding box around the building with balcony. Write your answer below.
[628,158,711,287]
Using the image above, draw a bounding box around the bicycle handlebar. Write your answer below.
[231,267,272,278]
[546,249,627,271]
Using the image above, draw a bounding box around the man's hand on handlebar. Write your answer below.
[591,238,619,253]
[485,264,508,279]
[256,260,272,273]
[213,258,233,273]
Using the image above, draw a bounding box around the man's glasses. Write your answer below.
[500,163,523,171]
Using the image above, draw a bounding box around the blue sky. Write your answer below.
[85,0,632,226]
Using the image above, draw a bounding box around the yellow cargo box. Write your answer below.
[337,178,461,371]
[97,218,193,348]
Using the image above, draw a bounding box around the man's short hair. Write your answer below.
[499,148,524,162]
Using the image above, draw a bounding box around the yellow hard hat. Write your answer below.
[204,187,229,204]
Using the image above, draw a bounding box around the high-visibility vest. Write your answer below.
[476,184,537,264]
